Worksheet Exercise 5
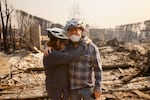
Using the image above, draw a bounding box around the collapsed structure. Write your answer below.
[0,38,149,100]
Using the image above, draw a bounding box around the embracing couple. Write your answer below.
[43,18,103,100]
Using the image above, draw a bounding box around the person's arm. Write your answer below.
[43,42,86,66]
[91,43,103,98]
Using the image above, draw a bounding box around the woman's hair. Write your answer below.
[47,37,59,50]
[47,37,68,50]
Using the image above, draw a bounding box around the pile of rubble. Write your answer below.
[100,40,150,100]
[0,40,150,100]
[0,50,47,99]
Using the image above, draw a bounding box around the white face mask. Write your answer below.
[70,35,81,42]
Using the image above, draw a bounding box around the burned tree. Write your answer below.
[0,0,13,52]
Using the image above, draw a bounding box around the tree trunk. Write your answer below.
[0,32,1,50]
[3,29,8,51]
[0,0,8,52]
[0,0,13,52]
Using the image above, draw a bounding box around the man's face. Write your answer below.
[68,27,82,37]
[68,27,82,42]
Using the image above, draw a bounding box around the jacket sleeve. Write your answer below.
[43,42,85,66]
[91,43,103,92]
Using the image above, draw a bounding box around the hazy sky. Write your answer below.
[8,0,150,28]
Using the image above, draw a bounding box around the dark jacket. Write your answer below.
[43,42,85,88]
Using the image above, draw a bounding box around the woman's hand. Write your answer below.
[82,36,92,44]
[44,46,52,56]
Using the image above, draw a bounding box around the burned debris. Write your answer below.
[100,39,150,100]
[0,38,150,100]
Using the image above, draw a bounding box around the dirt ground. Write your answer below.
[0,52,10,74]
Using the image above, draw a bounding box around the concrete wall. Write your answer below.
[30,24,41,50]
[90,20,150,42]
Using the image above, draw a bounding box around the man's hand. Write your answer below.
[93,90,101,100]
[44,46,52,56]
